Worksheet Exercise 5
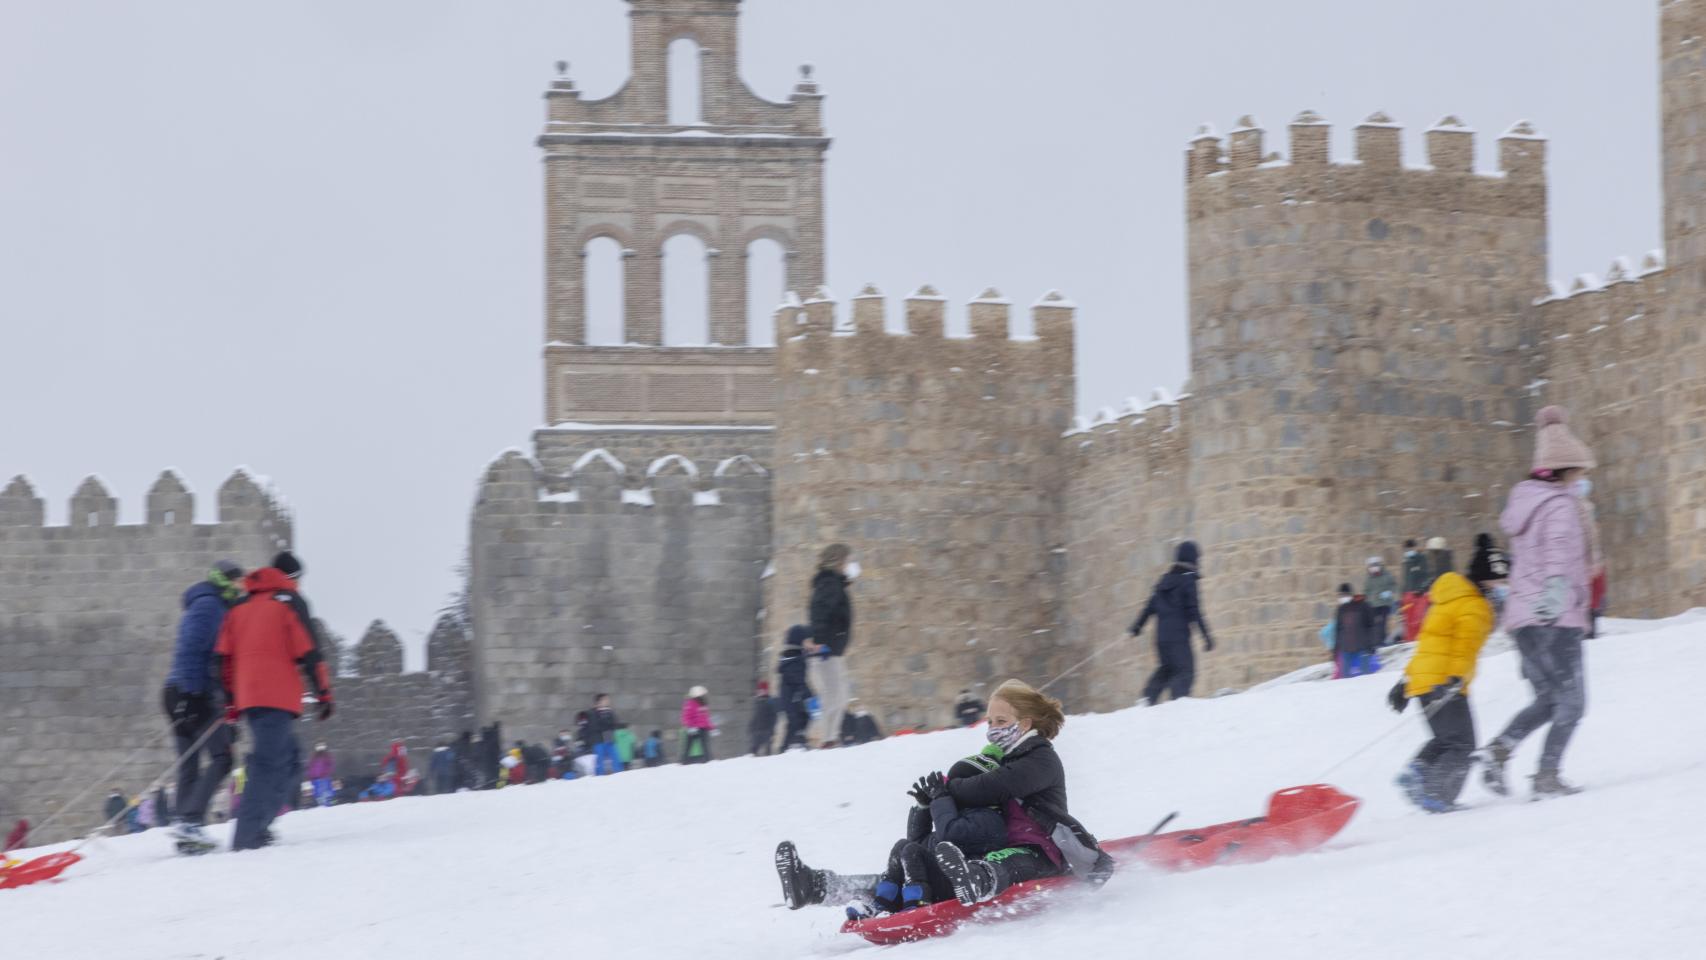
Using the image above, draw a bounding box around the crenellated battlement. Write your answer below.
[476,447,769,513]
[1534,251,1667,367]
[1066,388,1193,467]
[0,468,292,539]
[1186,112,1547,221]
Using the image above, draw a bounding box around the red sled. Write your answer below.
[0,852,82,891]
[840,784,1359,945]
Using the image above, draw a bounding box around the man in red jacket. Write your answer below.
[216,551,334,851]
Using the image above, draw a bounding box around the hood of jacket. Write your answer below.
[1501,478,1574,540]
[1174,540,1200,567]
[243,567,299,595]
[1427,570,1480,607]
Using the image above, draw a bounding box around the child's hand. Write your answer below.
[906,777,931,807]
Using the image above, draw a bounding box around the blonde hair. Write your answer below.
[990,679,1065,740]
[818,543,852,571]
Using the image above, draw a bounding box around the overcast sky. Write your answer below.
[0,1,1660,663]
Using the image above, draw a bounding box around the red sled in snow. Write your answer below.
[0,852,82,891]
[841,784,1359,945]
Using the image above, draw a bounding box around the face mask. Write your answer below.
[1572,478,1593,499]
[844,561,862,581]
[1492,585,1510,602]
[986,722,1025,751]
[1337,597,1351,605]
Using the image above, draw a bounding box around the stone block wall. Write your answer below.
[766,286,1076,731]
[469,447,771,745]
[0,471,291,844]
[1182,113,1548,683]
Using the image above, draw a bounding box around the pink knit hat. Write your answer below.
[1532,405,1596,472]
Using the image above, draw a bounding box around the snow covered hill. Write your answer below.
[9,619,1703,960]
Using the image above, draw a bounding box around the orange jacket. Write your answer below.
[216,567,332,715]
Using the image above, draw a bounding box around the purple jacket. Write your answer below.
[1500,479,1592,631]
[306,752,335,780]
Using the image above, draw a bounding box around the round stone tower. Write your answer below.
[1183,111,1549,689]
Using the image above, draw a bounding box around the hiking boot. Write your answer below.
[1395,760,1428,809]
[170,822,216,856]
[934,842,998,905]
[1531,769,1582,800]
[844,899,878,922]
[1481,740,1511,797]
[774,841,825,910]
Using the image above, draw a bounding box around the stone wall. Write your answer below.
[0,471,291,844]
[1058,400,1193,711]
[1181,113,1549,686]
[766,286,1075,731]
[469,447,771,744]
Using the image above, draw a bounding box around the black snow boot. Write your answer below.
[774,841,825,910]
[1531,769,1582,800]
[1480,739,1511,797]
[934,842,998,906]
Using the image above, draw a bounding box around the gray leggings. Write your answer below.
[1497,625,1586,773]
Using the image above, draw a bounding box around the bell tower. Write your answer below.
[540,0,828,426]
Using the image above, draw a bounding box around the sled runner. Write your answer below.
[840,784,1358,945]
[0,851,81,891]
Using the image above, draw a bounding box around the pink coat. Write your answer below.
[306,752,335,780]
[1500,479,1592,632]
[681,698,713,731]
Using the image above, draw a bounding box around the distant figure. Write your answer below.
[613,724,638,771]
[777,625,814,751]
[1468,533,1511,624]
[478,722,502,789]
[379,740,410,794]
[1400,539,1429,642]
[522,742,551,784]
[808,544,857,748]
[588,694,623,775]
[840,699,883,745]
[749,681,780,756]
[1129,541,1215,703]
[306,742,336,807]
[953,689,986,728]
[430,740,456,795]
[1332,583,1378,678]
[641,730,665,767]
[682,686,715,764]
[216,551,334,852]
[1363,557,1398,645]
[160,559,245,853]
[103,789,127,830]
[453,730,475,790]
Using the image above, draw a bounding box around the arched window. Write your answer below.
[663,233,710,346]
[584,237,625,345]
[745,238,786,346]
[668,38,702,126]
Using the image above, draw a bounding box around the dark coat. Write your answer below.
[905,795,1009,859]
[1402,551,1430,594]
[1131,543,1213,648]
[778,625,812,698]
[586,707,620,745]
[748,695,779,741]
[1468,536,1510,585]
[1333,598,1376,655]
[954,695,985,727]
[947,735,1068,824]
[840,711,882,745]
[809,570,853,657]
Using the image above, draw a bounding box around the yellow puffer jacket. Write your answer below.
[1404,571,1493,698]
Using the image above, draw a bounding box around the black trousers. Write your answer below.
[984,846,1060,895]
[1142,641,1196,702]
[163,687,234,826]
[1414,691,1476,805]
[880,838,954,904]
[781,693,811,750]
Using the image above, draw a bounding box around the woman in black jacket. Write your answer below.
[932,679,1112,904]
[1130,540,1215,703]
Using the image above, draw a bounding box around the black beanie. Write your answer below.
[1338,582,1353,595]
[272,551,303,579]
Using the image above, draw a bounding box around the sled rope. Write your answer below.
[69,717,235,855]
[28,725,174,843]
[1313,684,1462,782]
[1038,636,1129,694]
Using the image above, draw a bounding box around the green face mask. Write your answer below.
[209,569,244,603]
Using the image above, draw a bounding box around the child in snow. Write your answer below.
[1332,583,1379,678]
[1364,557,1398,645]
[306,742,336,807]
[774,746,1009,914]
[1467,533,1511,626]
[641,730,665,767]
[777,625,814,751]
[681,686,714,764]
[613,723,637,770]
[1388,556,1497,812]
[1399,539,1429,641]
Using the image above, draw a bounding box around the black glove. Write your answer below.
[1203,635,1216,653]
[906,777,931,807]
[316,696,335,721]
[1387,680,1409,714]
[925,771,950,802]
[162,685,208,737]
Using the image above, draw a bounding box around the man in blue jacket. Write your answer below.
[160,560,245,853]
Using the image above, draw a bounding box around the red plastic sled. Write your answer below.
[840,784,1359,945]
[0,852,82,891]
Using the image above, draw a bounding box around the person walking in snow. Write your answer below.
[749,681,780,756]
[305,742,336,807]
[682,686,715,764]
[216,551,334,851]
[1389,556,1498,812]
[1482,406,1595,799]
[587,693,623,775]
[777,625,814,751]
[160,560,245,852]
[1130,541,1215,703]
[1468,533,1511,625]
[1332,583,1379,678]
[1364,557,1398,645]
[808,544,857,748]
[1399,539,1429,642]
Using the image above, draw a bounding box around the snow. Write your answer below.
[11,621,1706,958]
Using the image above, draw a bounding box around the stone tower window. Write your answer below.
[745,237,786,346]
[584,236,626,346]
[663,233,712,346]
[668,37,704,125]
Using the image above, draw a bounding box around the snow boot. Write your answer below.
[1481,739,1511,797]
[844,899,878,922]
[900,882,930,910]
[774,841,825,910]
[1531,769,1582,800]
[170,822,216,856]
[871,880,901,913]
[934,842,998,906]
[1395,760,1428,809]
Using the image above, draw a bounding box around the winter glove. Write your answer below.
[924,771,950,802]
[906,777,931,807]
[162,685,195,737]
[1202,635,1216,653]
[1536,576,1570,624]
[224,703,241,725]
[316,696,335,722]
[1386,680,1409,714]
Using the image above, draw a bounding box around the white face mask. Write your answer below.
[844,560,862,581]
[1572,478,1593,499]
[1338,596,1351,605]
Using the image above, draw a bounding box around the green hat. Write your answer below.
[949,749,1002,780]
